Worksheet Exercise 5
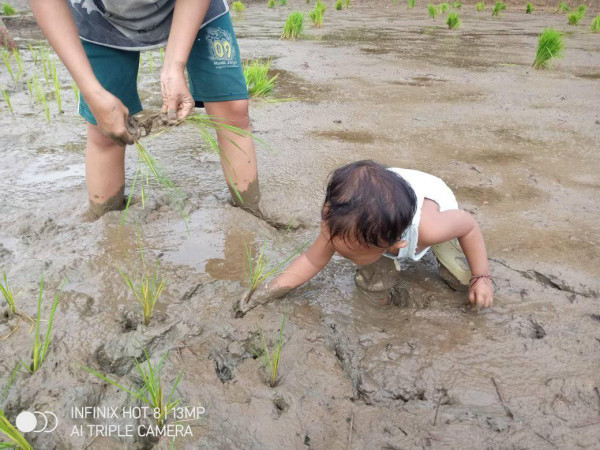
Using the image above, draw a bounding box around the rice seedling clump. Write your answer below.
[526,2,534,13]
[532,28,564,70]
[335,0,342,10]
[476,2,485,12]
[428,4,438,19]
[232,1,245,12]
[492,1,507,16]
[557,1,569,12]
[452,1,462,9]
[407,0,415,9]
[0,272,17,314]
[279,0,288,5]
[268,0,275,7]
[281,12,304,40]
[1,2,15,16]
[591,14,600,32]
[310,7,324,27]
[243,59,278,97]
[440,3,449,13]
[255,315,287,387]
[344,0,351,8]
[316,0,327,13]
[2,89,12,113]
[446,12,461,29]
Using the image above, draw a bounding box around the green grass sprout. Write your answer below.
[256,315,286,387]
[281,12,304,39]
[492,1,507,16]
[82,350,183,426]
[243,59,278,97]
[0,408,32,450]
[233,1,246,12]
[532,28,564,70]
[447,11,461,28]
[476,1,485,11]
[24,276,60,374]
[1,2,15,16]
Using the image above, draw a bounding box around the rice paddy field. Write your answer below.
[1,0,599,448]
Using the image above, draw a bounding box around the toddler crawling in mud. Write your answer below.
[235,160,494,316]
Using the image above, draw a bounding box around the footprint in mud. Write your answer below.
[512,315,546,340]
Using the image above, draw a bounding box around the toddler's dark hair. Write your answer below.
[322,160,417,248]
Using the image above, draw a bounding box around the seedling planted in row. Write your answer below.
[245,240,306,293]
[556,1,569,12]
[447,12,461,29]
[0,408,32,450]
[476,2,485,12]
[592,14,600,32]
[83,350,183,426]
[281,12,304,40]
[532,28,564,70]
[232,1,246,12]
[0,272,17,314]
[310,7,324,27]
[492,1,507,16]
[2,89,12,113]
[335,0,342,10]
[255,315,286,387]
[452,1,462,9]
[243,59,278,97]
[526,2,534,13]
[1,2,15,16]
[268,0,275,7]
[428,4,438,19]
[407,0,415,8]
[440,3,449,13]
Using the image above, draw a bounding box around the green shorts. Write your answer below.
[79,12,248,125]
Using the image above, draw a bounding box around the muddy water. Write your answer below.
[1,2,600,449]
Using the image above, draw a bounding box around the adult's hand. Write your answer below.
[86,89,135,147]
[160,67,195,125]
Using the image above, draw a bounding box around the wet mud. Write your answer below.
[1,2,600,449]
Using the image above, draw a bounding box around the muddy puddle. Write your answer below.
[1,1,600,449]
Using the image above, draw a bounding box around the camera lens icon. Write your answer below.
[16,411,58,433]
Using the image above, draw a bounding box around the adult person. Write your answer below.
[29,0,260,218]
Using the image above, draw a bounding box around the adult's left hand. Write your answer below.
[160,66,195,125]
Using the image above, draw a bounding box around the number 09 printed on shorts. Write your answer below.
[205,27,238,68]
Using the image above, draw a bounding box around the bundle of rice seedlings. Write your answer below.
[492,1,507,16]
[452,1,462,8]
[440,3,449,13]
[1,2,15,16]
[232,1,246,12]
[447,11,461,28]
[591,14,600,32]
[526,2,534,13]
[428,4,439,18]
[567,8,584,24]
[476,2,485,11]
[82,350,183,426]
[310,7,324,26]
[316,0,327,13]
[407,0,415,8]
[24,276,60,374]
[256,315,286,387]
[243,59,278,97]
[0,408,32,450]
[268,0,275,7]
[281,12,304,40]
[2,89,12,113]
[51,58,62,114]
[532,28,564,69]
[335,0,342,10]
[118,246,166,327]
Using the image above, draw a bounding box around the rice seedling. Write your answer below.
[160,47,164,63]
[491,1,507,16]
[446,11,461,28]
[310,7,324,27]
[25,78,32,97]
[28,43,37,64]
[268,0,275,7]
[147,51,154,74]
[256,315,286,387]
[32,74,50,122]
[526,2,534,13]
[556,1,569,12]
[452,1,462,8]
[243,59,278,97]
[407,0,415,8]
[0,408,32,450]
[0,272,17,314]
[232,1,246,12]
[335,0,342,10]
[279,0,288,5]
[51,58,62,113]
[82,350,183,426]
[1,48,16,82]
[591,14,600,32]
[281,12,304,40]
[428,4,438,19]
[567,11,579,24]
[12,47,22,75]
[1,2,15,16]
[2,89,12,113]
[476,2,485,11]
[245,240,306,293]
[23,276,60,374]
[345,0,351,7]
[118,240,166,326]
[440,3,449,13]
[532,28,564,70]
[71,81,79,103]
[316,0,327,13]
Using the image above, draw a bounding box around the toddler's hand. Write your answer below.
[468,276,494,308]
[233,284,285,317]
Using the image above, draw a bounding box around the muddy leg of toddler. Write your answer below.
[354,257,403,306]
[431,238,472,293]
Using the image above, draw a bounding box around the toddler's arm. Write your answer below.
[418,200,493,307]
[235,228,335,316]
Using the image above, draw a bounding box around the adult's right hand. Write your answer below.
[86,89,135,147]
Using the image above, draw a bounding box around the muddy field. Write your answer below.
[1,1,600,449]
